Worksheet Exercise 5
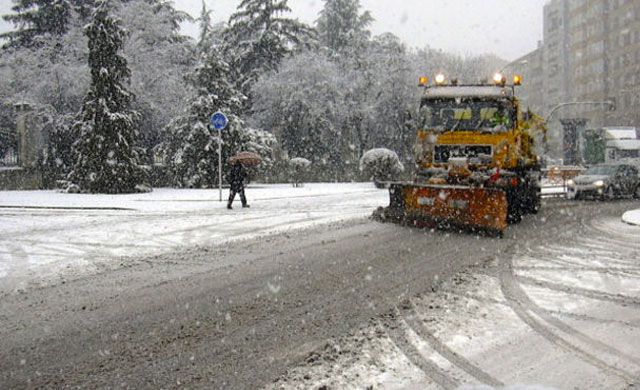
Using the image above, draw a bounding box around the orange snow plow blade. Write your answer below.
[387,183,508,234]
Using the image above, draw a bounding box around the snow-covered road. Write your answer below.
[272,201,640,389]
[1,194,639,389]
[0,183,388,291]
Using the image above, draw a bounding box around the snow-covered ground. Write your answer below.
[622,209,640,226]
[270,215,640,390]
[0,183,388,291]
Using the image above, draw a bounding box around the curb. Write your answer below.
[0,205,135,211]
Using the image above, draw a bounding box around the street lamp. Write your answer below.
[546,101,615,166]
[545,100,615,123]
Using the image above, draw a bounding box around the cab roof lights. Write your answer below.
[418,72,523,87]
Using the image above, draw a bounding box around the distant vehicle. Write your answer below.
[567,163,640,200]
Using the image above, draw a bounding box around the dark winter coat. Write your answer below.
[227,164,248,192]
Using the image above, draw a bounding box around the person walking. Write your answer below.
[227,161,249,209]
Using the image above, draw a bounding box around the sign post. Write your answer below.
[210,111,229,202]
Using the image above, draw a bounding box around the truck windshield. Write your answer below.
[419,98,516,132]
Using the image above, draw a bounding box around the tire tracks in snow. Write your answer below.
[383,313,460,390]
[499,254,640,384]
[399,302,505,387]
[517,275,640,308]
[515,265,640,279]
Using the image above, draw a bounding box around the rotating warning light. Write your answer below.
[513,75,523,85]
[418,76,429,86]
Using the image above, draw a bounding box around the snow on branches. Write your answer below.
[359,148,404,187]
[68,2,148,194]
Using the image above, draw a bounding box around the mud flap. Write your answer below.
[388,183,508,234]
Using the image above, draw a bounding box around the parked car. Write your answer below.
[567,163,640,200]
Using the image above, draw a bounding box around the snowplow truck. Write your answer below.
[376,74,546,236]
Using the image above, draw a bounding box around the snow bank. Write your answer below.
[622,209,640,226]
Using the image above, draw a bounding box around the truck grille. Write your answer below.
[434,145,493,163]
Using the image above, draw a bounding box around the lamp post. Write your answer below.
[546,101,614,166]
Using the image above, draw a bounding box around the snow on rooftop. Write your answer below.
[423,85,514,99]
[607,138,640,151]
[603,127,637,140]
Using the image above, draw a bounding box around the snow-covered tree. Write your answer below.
[69,1,147,194]
[196,0,212,49]
[224,0,315,101]
[244,127,277,180]
[363,33,417,161]
[289,157,310,187]
[116,0,193,155]
[0,11,89,114]
[1,0,96,47]
[359,148,404,187]
[0,0,194,162]
[194,0,226,54]
[164,51,248,188]
[252,51,341,173]
[316,0,372,62]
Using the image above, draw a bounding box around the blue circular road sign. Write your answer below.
[210,111,229,130]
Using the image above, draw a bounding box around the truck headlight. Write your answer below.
[567,179,575,186]
[593,180,605,187]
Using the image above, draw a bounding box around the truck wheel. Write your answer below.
[507,203,523,224]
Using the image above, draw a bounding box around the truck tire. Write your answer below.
[507,201,523,224]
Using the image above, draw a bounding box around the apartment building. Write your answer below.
[503,47,545,115]
[506,0,640,158]
[594,0,640,127]
[543,0,573,115]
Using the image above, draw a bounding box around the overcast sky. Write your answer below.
[0,0,547,61]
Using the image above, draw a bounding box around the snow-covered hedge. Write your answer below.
[359,148,404,188]
[289,157,311,187]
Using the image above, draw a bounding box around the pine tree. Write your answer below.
[197,0,213,50]
[1,0,96,47]
[316,0,372,60]
[69,1,147,194]
[164,51,248,188]
[223,0,315,101]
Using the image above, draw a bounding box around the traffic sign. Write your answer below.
[211,111,229,202]
[211,111,229,131]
